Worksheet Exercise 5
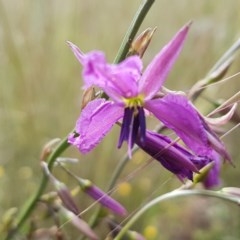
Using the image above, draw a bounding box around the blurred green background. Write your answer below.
[0,0,240,239]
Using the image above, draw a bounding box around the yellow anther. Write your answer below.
[123,95,144,108]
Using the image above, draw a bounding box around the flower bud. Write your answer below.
[81,86,95,110]
[59,206,98,240]
[41,162,79,215]
[78,178,127,216]
[128,28,156,58]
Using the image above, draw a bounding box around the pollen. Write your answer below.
[123,95,144,108]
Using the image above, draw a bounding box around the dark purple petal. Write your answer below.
[131,112,140,148]
[139,23,190,100]
[118,107,146,157]
[118,108,134,149]
[68,99,123,153]
[138,107,146,144]
[145,93,211,156]
[136,131,198,180]
[85,185,127,216]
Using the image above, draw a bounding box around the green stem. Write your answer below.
[114,0,155,64]
[114,189,240,240]
[5,136,70,240]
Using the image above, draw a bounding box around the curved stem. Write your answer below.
[114,189,239,240]
[5,136,70,240]
[114,0,155,64]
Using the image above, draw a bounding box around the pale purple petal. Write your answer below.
[145,93,210,155]
[67,41,85,64]
[139,23,190,100]
[68,41,142,102]
[68,99,123,153]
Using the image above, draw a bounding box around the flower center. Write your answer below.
[123,95,144,109]
[118,95,146,157]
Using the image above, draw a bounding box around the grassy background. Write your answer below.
[0,0,240,239]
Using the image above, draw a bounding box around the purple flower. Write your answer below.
[67,23,230,161]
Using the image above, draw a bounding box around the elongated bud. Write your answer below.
[128,28,156,58]
[61,166,127,216]
[81,86,95,110]
[41,162,79,215]
[40,138,61,161]
[78,178,127,216]
[59,206,98,240]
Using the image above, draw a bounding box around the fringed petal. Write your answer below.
[68,99,123,153]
